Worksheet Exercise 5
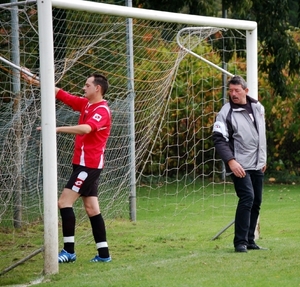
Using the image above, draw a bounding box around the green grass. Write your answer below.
[0,183,300,286]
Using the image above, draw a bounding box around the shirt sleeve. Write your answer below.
[56,89,87,112]
[85,105,111,131]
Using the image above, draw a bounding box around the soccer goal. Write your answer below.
[0,0,257,276]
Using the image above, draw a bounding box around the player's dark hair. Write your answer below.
[90,73,109,96]
[228,75,247,89]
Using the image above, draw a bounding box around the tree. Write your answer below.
[288,0,300,26]
[226,0,300,98]
[133,0,218,16]
[134,0,300,98]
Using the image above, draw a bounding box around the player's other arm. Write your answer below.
[56,124,92,135]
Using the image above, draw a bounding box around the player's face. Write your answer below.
[228,84,248,105]
[83,76,99,100]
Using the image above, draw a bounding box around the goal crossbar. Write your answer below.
[52,0,257,31]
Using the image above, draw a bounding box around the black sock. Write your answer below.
[60,207,75,254]
[90,213,110,258]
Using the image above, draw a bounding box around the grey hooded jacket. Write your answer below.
[212,95,267,175]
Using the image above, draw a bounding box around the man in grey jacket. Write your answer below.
[212,75,267,252]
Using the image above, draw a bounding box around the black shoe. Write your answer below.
[247,243,267,250]
[235,244,247,252]
[247,243,260,250]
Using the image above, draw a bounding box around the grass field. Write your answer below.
[0,183,299,287]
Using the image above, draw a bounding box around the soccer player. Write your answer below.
[54,74,112,263]
[22,70,112,262]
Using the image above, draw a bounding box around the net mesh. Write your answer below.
[0,1,247,273]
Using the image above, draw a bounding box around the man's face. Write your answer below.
[228,84,248,105]
[83,76,98,99]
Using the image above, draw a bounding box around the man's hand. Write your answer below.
[21,67,61,96]
[228,159,246,178]
[21,68,40,86]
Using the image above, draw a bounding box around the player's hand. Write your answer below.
[228,159,246,178]
[21,67,40,86]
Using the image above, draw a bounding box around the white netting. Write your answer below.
[0,1,247,274]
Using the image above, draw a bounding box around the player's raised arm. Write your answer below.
[21,67,60,96]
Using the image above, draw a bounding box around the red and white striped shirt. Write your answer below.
[56,89,111,169]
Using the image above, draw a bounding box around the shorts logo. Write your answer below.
[72,171,88,193]
[75,180,83,186]
[93,113,102,122]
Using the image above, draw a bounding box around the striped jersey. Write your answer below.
[56,89,111,169]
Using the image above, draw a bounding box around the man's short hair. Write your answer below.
[228,75,247,89]
[90,73,109,96]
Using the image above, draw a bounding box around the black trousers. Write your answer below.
[231,170,264,247]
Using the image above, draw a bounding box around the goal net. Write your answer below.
[0,0,255,275]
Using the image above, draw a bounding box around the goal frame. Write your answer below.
[37,0,257,274]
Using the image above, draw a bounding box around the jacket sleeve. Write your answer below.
[212,106,235,164]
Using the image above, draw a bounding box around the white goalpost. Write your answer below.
[0,0,257,276]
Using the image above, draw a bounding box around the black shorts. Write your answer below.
[65,164,102,197]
